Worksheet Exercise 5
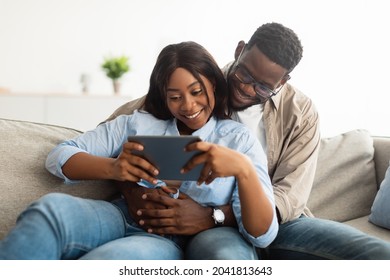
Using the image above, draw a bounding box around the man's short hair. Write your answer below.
[247,22,303,73]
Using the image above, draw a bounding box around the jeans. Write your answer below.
[259,215,390,260]
[0,193,256,260]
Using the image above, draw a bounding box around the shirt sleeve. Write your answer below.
[231,131,279,248]
[45,115,132,183]
[270,95,321,224]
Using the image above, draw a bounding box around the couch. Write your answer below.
[1,118,389,244]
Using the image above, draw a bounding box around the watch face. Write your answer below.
[213,209,225,223]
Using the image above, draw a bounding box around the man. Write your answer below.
[104,22,390,259]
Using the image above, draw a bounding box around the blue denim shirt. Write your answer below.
[46,110,278,247]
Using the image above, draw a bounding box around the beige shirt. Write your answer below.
[103,82,321,224]
[263,84,321,223]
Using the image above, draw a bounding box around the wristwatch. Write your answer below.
[212,207,225,225]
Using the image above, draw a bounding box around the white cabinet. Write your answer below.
[0,94,132,131]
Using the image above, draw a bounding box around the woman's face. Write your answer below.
[166,67,215,135]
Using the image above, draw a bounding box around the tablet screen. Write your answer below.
[127,135,203,181]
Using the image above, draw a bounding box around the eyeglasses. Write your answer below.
[233,48,290,99]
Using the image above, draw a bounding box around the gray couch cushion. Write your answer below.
[308,129,378,222]
[0,118,119,239]
[344,216,390,242]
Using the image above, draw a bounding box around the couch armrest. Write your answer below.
[373,136,390,188]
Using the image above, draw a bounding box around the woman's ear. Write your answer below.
[234,41,246,60]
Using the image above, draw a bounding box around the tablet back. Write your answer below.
[127,135,203,181]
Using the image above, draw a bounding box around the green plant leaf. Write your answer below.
[101,55,130,80]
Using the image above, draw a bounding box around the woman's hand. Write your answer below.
[183,141,274,236]
[62,141,160,184]
[181,141,253,185]
[111,141,159,184]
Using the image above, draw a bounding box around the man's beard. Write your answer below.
[228,87,267,111]
[228,98,261,111]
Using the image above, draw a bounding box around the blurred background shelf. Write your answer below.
[0,93,132,131]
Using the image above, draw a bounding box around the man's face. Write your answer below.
[227,44,288,111]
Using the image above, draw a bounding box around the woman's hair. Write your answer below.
[247,22,303,74]
[143,41,230,120]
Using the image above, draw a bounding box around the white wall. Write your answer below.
[1,0,389,137]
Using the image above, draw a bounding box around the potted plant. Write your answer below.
[101,55,130,95]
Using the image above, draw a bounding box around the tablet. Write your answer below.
[127,135,204,181]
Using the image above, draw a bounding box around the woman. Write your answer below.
[0,42,277,260]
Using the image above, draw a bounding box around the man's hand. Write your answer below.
[115,181,167,222]
[116,182,237,235]
[116,182,214,235]
[137,186,215,235]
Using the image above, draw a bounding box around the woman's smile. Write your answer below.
[182,109,203,119]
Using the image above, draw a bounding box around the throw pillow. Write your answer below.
[0,118,119,240]
[307,129,378,222]
[369,161,390,229]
